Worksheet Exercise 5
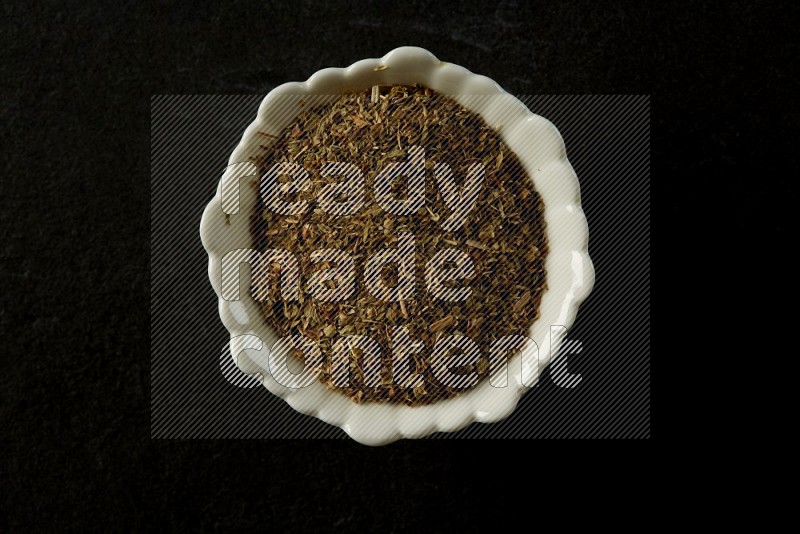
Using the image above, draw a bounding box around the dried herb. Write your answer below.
[251,85,547,405]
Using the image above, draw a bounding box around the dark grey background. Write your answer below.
[151,95,649,439]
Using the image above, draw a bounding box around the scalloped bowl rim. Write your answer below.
[199,46,594,445]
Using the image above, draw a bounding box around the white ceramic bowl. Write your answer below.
[200,46,594,445]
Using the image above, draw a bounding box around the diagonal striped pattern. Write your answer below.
[151,94,649,439]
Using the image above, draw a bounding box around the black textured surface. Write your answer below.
[3,0,793,528]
